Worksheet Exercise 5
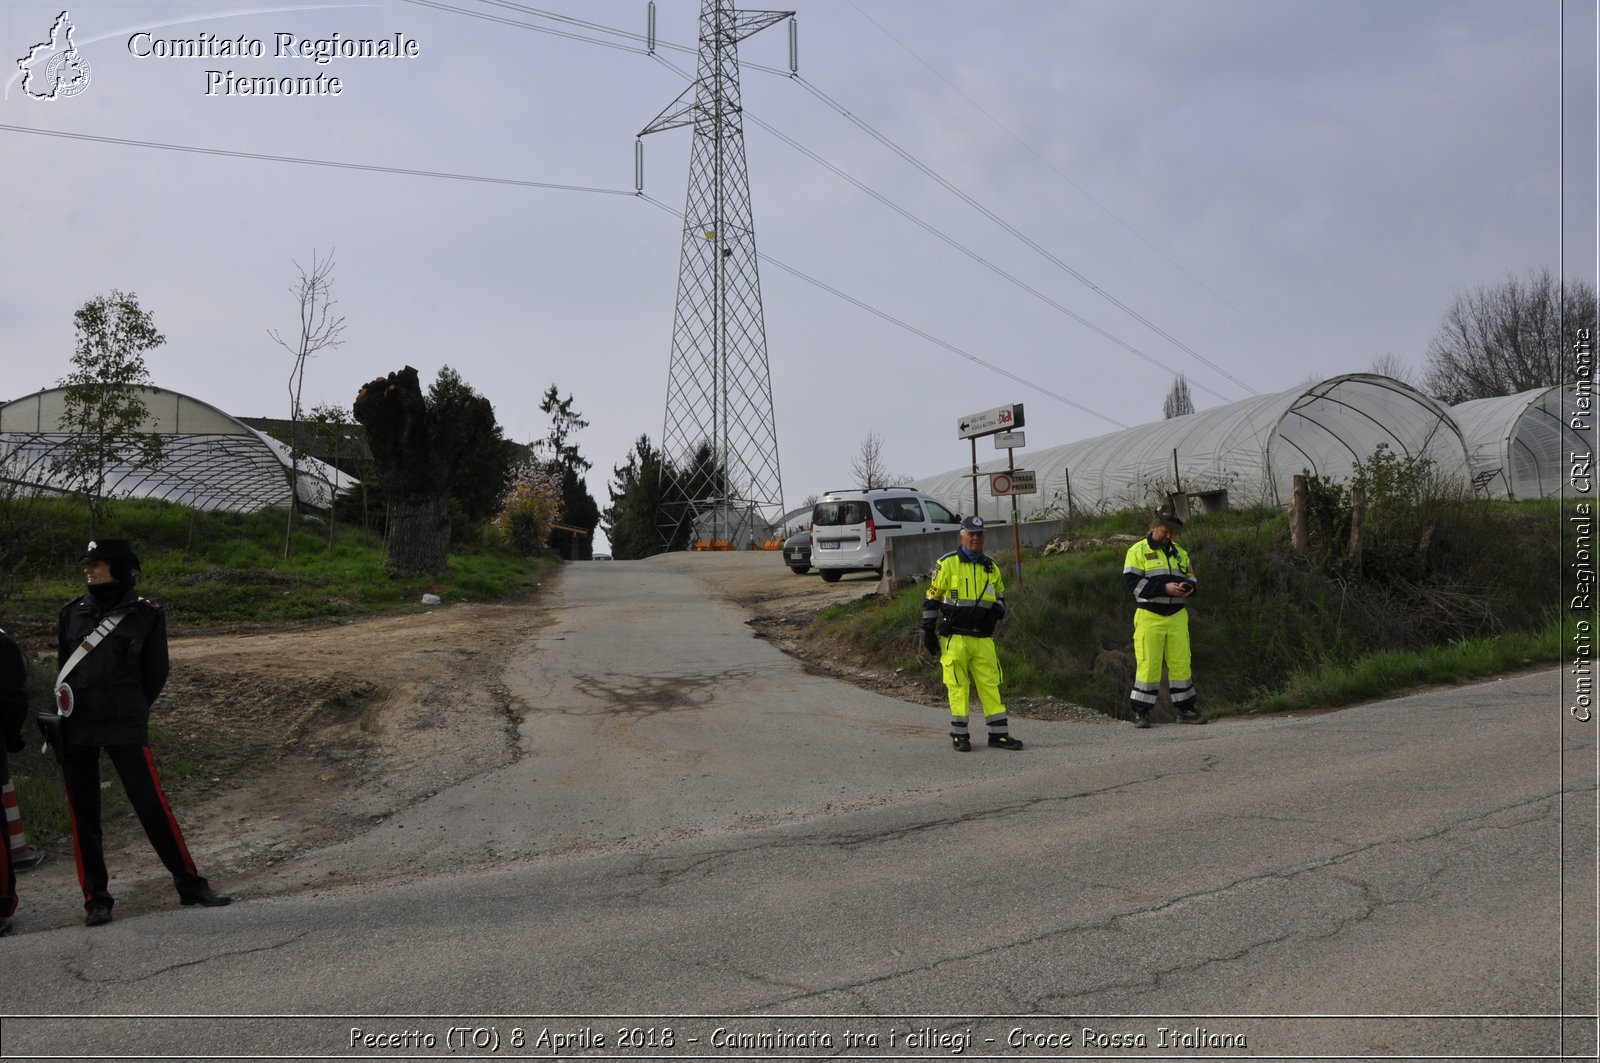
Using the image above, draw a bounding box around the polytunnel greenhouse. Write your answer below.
[1449,385,1584,500]
[913,374,1473,523]
[0,385,355,512]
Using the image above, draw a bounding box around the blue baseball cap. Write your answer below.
[961,515,986,532]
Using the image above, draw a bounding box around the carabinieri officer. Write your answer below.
[56,539,230,927]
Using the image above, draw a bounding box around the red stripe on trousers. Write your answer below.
[142,746,197,877]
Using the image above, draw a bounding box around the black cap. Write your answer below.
[79,539,140,567]
[1153,510,1184,530]
[960,515,986,532]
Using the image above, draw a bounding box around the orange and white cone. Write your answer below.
[3,774,44,871]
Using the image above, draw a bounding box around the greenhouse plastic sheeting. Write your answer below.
[1451,385,1585,500]
[0,385,314,512]
[914,374,1472,523]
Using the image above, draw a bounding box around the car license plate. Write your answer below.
[818,541,839,549]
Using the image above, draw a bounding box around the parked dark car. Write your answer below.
[782,528,812,574]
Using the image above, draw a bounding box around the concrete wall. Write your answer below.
[880,519,1066,590]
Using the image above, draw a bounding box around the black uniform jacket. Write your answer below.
[0,629,27,751]
[56,589,169,747]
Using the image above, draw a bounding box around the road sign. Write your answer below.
[994,431,1025,450]
[957,402,1025,439]
[990,470,1036,496]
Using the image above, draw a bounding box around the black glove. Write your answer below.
[922,627,940,657]
[35,712,66,766]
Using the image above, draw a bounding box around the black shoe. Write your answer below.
[1175,707,1207,725]
[11,847,46,872]
[181,887,232,908]
[1133,711,1152,729]
[0,915,12,937]
[84,902,114,927]
[951,733,972,752]
[988,734,1024,750]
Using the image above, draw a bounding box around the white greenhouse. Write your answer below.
[1450,385,1584,500]
[914,374,1473,523]
[0,385,356,512]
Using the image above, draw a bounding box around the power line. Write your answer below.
[647,53,1234,404]
[635,193,1128,431]
[790,74,1259,397]
[397,0,649,55]
[398,0,796,75]
[0,123,635,196]
[417,0,1259,398]
[841,0,1324,378]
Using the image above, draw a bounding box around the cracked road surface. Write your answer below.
[2,554,1594,1061]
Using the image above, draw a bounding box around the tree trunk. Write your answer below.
[1347,484,1366,571]
[352,366,452,575]
[386,494,451,575]
[1291,474,1309,555]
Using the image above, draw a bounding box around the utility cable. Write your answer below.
[405,0,1260,396]
[790,73,1258,396]
[0,123,636,195]
[647,53,1232,404]
[637,192,1128,431]
[397,0,795,75]
[842,0,1323,377]
[398,0,648,55]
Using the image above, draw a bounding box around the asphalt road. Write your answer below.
[2,555,1594,1062]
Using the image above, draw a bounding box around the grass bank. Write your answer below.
[814,499,1564,720]
[3,496,553,640]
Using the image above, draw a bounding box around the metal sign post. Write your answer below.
[956,403,1025,519]
[992,430,1031,585]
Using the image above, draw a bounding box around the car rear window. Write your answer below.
[813,500,870,526]
[873,498,924,523]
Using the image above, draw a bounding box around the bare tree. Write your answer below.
[268,250,346,558]
[1422,267,1597,403]
[1162,373,1195,419]
[1370,351,1419,387]
[850,433,911,489]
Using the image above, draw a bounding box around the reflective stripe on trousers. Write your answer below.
[1130,609,1195,711]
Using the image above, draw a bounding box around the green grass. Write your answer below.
[1240,619,1562,715]
[816,500,1566,720]
[4,496,554,636]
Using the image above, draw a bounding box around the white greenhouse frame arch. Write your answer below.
[914,374,1472,523]
[0,385,354,513]
[1450,385,1583,500]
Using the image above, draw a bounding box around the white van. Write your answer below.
[810,487,963,581]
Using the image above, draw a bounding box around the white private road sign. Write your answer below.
[1007,470,1038,494]
[993,431,1025,449]
[957,403,1025,439]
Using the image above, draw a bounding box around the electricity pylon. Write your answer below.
[639,0,794,548]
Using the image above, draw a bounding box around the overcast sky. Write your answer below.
[2,0,1594,549]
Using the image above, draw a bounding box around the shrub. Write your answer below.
[491,460,562,553]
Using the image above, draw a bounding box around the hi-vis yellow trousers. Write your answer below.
[1130,608,1196,713]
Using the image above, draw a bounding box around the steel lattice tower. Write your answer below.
[640,0,792,547]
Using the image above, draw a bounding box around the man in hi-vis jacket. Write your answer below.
[1123,511,1207,728]
[922,516,1023,752]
